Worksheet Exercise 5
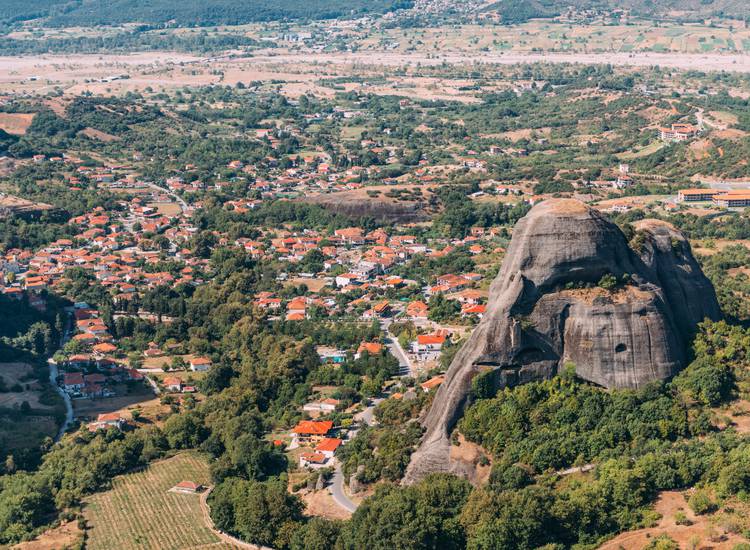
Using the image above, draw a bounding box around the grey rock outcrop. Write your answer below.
[350,464,366,494]
[403,199,721,484]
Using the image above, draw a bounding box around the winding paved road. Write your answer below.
[49,319,74,441]
[330,464,358,514]
[329,397,383,513]
[380,319,414,377]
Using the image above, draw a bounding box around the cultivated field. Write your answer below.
[83,452,220,550]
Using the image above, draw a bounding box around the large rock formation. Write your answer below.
[403,199,721,484]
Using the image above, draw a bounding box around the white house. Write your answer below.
[315,437,342,459]
[62,372,85,393]
[412,334,446,361]
[303,398,340,413]
[299,452,329,469]
[189,357,212,371]
[335,273,361,288]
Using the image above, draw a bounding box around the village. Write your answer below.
[3,27,750,544]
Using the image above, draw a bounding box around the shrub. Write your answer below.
[674,511,692,525]
[598,273,618,291]
[688,490,716,515]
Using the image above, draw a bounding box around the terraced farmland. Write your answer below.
[83,452,224,550]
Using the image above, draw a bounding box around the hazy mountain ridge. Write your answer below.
[3,0,749,28]
[0,0,414,27]
[485,0,750,23]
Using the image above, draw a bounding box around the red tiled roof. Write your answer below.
[417,334,446,345]
[315,438,342,453]
[292,420,333,436]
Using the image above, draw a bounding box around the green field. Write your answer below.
[84,453,221,550]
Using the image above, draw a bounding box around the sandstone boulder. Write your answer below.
[403,199,721,484]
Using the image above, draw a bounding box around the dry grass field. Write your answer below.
[148,201,182,216]
[599,491,747,549]
[0,363,54,409]
[72,382,155,420]
[83,452,220,550]
[0,113,34,135]
[0,363,63,451]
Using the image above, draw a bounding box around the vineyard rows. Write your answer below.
[84,452,218,550]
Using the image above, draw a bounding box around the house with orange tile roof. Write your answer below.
[163,377,182,392]
[291,420,334,445]
[462,303,486,318]
[406,300,429,320]
[413,333,447,360]
[315,437,342,458]
[362,300,390,319]
[355,342,383,359]
[420,375,446,393]
[189,357,212,372]
[299,452,329,469]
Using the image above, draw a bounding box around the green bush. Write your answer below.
[688,490,715,515]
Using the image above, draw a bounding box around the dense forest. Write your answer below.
[0,0,413,27]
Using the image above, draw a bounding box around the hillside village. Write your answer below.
[2,81,749,512]
[4,10,750,545]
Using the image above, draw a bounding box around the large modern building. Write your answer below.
[714,192,750,208]
[660,123,699,142]
[676,189,720,202]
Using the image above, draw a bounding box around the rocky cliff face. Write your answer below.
[403,199,721,484]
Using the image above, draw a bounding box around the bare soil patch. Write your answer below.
[285,277,328,292]
[709,110,739,127]
[714,400,750,434]
[599,491,745,550]
[12,520,83,550]
[0,113,34,135]
[449,434,492,486]
[72,383,155,420]
[0,194,55,214]
[499,127,551,142]
[148,201,181,216]
[714,128,748,140]
[301,489,352,520]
